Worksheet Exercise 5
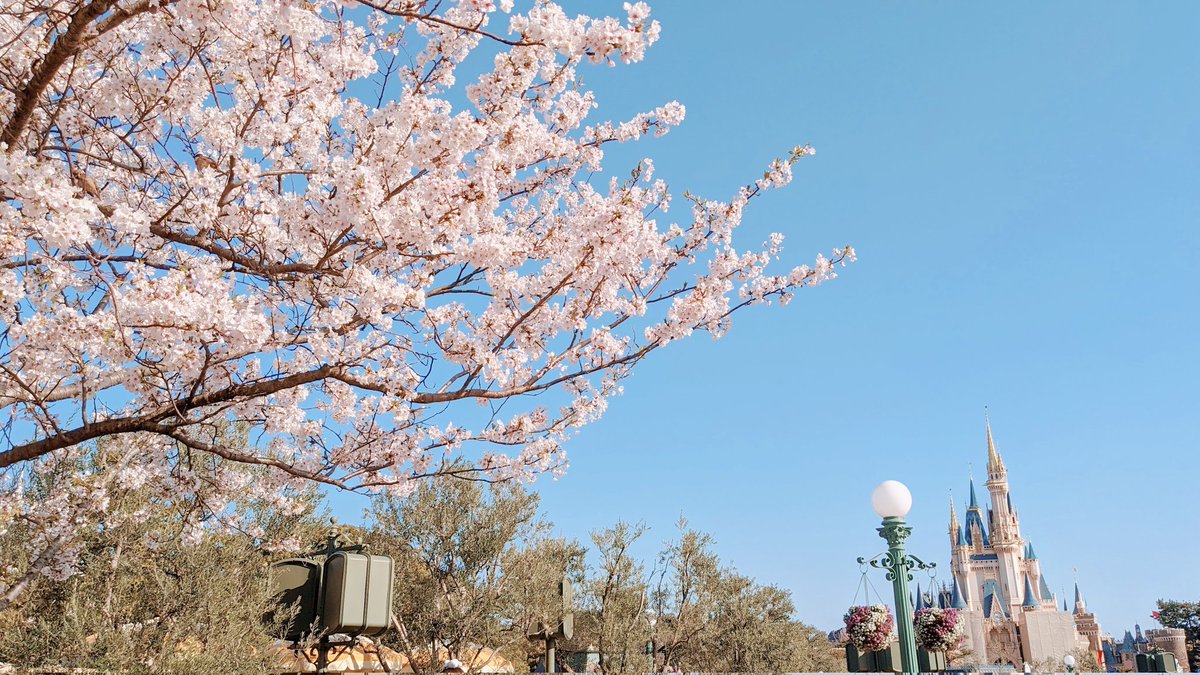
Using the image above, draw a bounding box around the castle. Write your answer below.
[940,418,1104,669]
[1103,624,1190,673]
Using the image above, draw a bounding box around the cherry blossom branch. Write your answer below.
[356,0,540,48]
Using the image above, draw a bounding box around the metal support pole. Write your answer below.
[546,635,556,674]
[878,516,918,674]
[316,637,331,675]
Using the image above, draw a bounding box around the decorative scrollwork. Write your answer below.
[858,552,936,582]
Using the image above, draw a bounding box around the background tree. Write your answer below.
[1031,648,1100,674]
[583,521,652,675]
[0,0,851,603]
[645,520,836,673]
[649,521,721,671]
[498,535,588,672]
[1154,599,1200,671]
[367,472,584,674]
[785,622,844,673]
[2,458,837,673]
[706,574,801,672]
[0,443,328,673]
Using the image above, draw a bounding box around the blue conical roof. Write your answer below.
[915,582,924,610]
[1022,574,1039,608]
[956,524,966,546]
[951,578,967,609]
[964,506,990,546]
[1026,542,1038,560]
[969,479,979,509]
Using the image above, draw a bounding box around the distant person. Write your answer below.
[442,658,465,674]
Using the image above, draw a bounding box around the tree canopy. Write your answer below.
[0,468,839,673]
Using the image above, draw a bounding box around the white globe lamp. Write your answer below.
[1064,654,1076,672]
[871,480,913,519]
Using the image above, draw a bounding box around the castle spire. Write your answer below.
[950,577,967,609]
[949,494,959,532]
[1023,574,1039,608]
[986,410,1006,476]
[1074,582,1086,615]
[963,477,990,546]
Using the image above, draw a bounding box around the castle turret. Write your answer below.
[1072,582,1105,662]
[1022,574,1039,609]
[1145,627,1189,674]
[964,478,989,547]
[1038,573,1053,606]
[950,577,967,609]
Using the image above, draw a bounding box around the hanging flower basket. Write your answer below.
[914,607,963,652]
[844,604,896,653]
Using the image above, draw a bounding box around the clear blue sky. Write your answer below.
[334,2,1200,634]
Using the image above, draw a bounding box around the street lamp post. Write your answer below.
[647,615,657,674]
[859,480,935,675]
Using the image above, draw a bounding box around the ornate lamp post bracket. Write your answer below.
[857,550,936,583]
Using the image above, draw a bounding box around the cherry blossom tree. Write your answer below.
[0,0,852,607]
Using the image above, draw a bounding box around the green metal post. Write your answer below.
[878,516,918,674]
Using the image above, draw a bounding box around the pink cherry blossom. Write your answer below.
[0,0,852,605]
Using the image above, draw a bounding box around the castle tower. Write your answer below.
[1072,583,1105,666]
[964,478,989,551]
[985,416,1020,543]
[1145,628,1190,673]
[982,416,1025,615]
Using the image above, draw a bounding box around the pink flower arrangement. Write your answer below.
[914,607,963,652]
[844,604,896,652]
